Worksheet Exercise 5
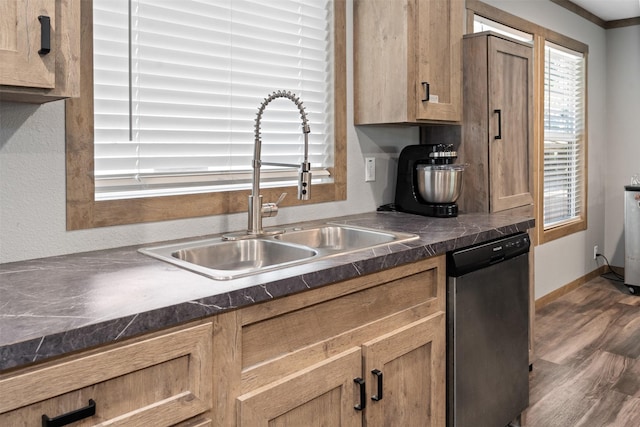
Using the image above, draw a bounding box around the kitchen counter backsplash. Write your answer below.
[0,211,534,371]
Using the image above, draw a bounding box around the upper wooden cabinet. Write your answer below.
[458,33,534,213]
[0,0,80,103]
[354,0,463,125]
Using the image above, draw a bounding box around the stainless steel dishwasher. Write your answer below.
[447,232,530,427]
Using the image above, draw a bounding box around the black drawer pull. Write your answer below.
[38,15,51,55]
[422,82,430,102]
[494,109,502,140]
[42,399,96,427]
[371,369,383,401]
[354,377,366,411]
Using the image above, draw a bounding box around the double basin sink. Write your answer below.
[140,224,418,280]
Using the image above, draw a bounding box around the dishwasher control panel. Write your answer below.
[447,232,530,277]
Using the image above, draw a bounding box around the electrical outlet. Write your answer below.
[593,245,598,260]
[365,157,376,182]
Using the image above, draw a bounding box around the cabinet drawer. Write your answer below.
[0,323,212,426]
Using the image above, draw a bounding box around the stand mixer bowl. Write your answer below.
[416,164,467,204]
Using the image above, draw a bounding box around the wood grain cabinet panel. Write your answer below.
[237,347,362,427]
[0,0,55,89]
[363,312,446,427]
[0,0,80,103]
[458,33,534,213]
[0,323,213,426]
[354,0,463,124]
[213,256,447,427]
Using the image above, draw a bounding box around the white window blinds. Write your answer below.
[543,42,585,227]
[93,0,334,200]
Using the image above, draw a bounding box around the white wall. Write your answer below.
[484,0,609,298]
[0,0,416,263]
[604,24,640,268]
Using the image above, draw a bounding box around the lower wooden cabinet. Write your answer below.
[0,323,213,426]
[236,311,445,427]
[215,255,447,427]
[237,347,363,426]
[363,313,446,426]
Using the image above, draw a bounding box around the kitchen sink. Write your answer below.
[140,224,418,280]
[274,224,410,252]
[140,239,318,280]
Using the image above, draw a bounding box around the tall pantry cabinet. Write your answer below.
[457,32,534,213]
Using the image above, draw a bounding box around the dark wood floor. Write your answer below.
[524,276,640,427]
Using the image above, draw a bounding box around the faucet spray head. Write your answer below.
[298,129,311,200]
[298,162,311,200]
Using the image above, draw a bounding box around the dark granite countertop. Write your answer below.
[0,211,534,372]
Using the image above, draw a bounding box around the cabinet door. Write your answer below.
[0,0,55,88]
[414,0,463,122]
[353,0,462,124]
[237,347,362,427]
[362,312,446,427]
[488,36,534,212]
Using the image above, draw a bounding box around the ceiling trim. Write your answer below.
[605,17,640,29]
[550,0,640,29]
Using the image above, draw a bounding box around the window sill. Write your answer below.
[539,217,587,244]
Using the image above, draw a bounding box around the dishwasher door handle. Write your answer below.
[489,254,505,264]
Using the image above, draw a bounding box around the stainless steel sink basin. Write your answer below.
[274,224,411,252]
[140,238,317,280]
[140,223,418,280]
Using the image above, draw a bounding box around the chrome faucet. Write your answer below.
[224,90,311,240]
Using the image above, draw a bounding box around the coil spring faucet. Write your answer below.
[224,90,311,239]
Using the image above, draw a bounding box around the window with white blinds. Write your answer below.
[93,0,334,201]
[543,42,585,228]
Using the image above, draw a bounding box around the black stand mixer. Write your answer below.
[393,144,465,218]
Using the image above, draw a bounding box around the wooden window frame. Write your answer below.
[65,0,347,230]
[466,0,588,245]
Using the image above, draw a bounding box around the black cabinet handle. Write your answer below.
[494,109,502,140]
[42,399,96,427]
[371,369,383,401]
[354,377,366,411]
[38,15,51,55]
[421,82,430,102]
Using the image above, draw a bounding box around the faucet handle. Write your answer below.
[262,192,287,218]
